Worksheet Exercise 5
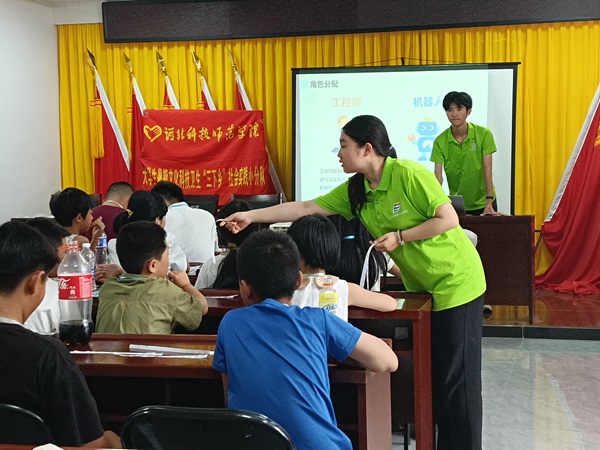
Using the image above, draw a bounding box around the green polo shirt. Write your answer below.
[430,122,497,210]
[97,275,203,334]
[314,158,486,311]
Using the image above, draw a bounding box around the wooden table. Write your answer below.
[72,334,392,450]
[459,215,535,322]
[197,290,434,450]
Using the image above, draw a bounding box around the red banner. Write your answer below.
[132,110,274,205]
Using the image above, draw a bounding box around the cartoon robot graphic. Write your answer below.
[407,118,438,161]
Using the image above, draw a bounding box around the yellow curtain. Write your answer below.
[57,21,600,273]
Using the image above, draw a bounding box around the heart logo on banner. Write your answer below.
[144,125,162,142]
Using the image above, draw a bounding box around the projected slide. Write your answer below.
[293,64,517,213]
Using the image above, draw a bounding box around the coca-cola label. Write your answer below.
[58,274,93,300]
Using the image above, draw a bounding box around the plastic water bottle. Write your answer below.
[319,275,339,315]
[95,231,108,265]
[80,243,98,297]
[57,241,94,347]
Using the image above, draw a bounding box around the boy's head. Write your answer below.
[287,214,340,272]
[151,181,185,205]
[116,221,169,277]
[0,222,58,317]
[25,218,70,278]
[49,187,93,231]
[236,230,301,304]
[442,91,473,111]
[105,181,134,207]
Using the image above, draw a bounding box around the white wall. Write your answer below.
[0,0,61,223]
[53,2,102,25]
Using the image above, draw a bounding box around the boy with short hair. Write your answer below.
[49,187,105,249]
[96,221,208,334]
[0,221,120,448]
[90,181,134,240]
[213,230,398,450]
[23,217,70,334]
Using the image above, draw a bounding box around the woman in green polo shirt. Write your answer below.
[222,115,486,450]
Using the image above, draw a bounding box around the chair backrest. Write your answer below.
[89,193,102,208]
[230,193,283,210]
[0,403,54,445]
[449,195,467,216]
[186,195,220,216]
[121,405,295,450]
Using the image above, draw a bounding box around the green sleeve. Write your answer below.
[406,167,451,218]
[481,127,497,155]
[430,133,445,163]
[313,179,355,220]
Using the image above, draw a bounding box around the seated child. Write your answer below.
[287,214,397,320]
[49,187,105,250]
[0,221,121,448]
[195,199,259,289]
[213,230,398,450]
[23,218,70,334]
[107,190,188,273]
[96,221,208,334]
[327,214,401,290]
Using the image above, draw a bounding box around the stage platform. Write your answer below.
[483,289,600,340]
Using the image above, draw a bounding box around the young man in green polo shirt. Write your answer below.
[431,91,499,215]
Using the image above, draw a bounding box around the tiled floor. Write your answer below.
[392,337,600,449]
[481,338,600,450]
[392,288,600,449]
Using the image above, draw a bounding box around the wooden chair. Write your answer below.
[230,193,283,210]
[0,403,54,445]
[187,195,220,216]
[121,405,295,450]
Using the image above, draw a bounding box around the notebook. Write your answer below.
[449,195,467,216]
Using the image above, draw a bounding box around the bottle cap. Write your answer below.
[82,243,91,248]
[323,275,334,286]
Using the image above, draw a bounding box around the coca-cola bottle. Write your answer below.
[57,241,94,347]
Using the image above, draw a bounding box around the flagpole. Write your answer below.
[191,50,216,110]
[156,51,180,109]
[226,48,286,200]
[87,49,130,170]
[124,52,146,113]
[227,49,252,110]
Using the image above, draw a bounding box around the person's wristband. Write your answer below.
[397,230,405,246]
[485,195,494,200]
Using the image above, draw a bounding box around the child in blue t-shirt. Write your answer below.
[213,230,397,450]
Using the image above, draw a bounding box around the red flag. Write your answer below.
[200,74,217,110]
[129,76,146,189]
[162,75,180,110]
[535,82,600,294]
[91,73,130,196]
[235,70,251,111]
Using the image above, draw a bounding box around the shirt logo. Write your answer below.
[393,202,401,214]
[471,143,477,151]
